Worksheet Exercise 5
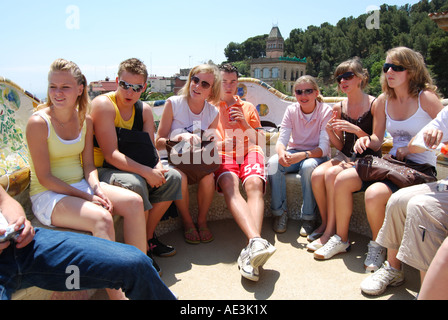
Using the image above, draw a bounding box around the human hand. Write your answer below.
[423,128,444,150]
[353,136,371,154]
[395,146,410,161]
[145,168,169,188]
[279,152,293,167]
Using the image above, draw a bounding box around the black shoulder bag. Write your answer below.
[101,100,159,169]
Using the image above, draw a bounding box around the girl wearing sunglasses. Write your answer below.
[308,58,380,251]
[268,76,333,237]
[314,47,444,274]
[156,64,221,244]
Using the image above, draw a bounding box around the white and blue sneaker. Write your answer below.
[314,235,350,260]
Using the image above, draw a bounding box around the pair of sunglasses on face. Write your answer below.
[383,63,406,73]
[295,89,315,96]
[119,80,145,93]
[336,72,356,83]
[191,75,212,90]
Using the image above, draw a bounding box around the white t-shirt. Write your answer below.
[167,95,218,138]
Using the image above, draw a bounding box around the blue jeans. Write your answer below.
[267,150,328,220]
[0,228,175,300]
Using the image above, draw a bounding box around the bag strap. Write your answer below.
[132,100,144,131]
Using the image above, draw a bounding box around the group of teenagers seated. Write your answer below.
[1,45,447,300]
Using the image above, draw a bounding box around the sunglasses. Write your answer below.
[191,75,211,90]
[119,80,144,93]
[383,63,406,73]
[295,89,315,95]
[336,72,355,83]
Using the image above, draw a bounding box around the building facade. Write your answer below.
[249,26,307,94]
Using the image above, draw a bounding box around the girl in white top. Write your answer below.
[156,64,221,244]
[314,47,444,269]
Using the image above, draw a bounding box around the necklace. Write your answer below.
[50,107,72,128]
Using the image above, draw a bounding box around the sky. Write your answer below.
[1,0,422,99]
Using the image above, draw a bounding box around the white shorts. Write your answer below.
[30,179,93,227]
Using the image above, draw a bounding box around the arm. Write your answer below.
[354,95,386,154]
[155,99,200,147]
[230,105,266,146]
[91,97,166,188]
[326,104,344,151]
[409,100,448,153]
[276,110,293,167]
[81,116,112,211]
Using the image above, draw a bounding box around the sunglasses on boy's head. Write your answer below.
[119,80,145,93]
[383,63,406,73]
[336,72,355,83]
[191,75,211,90]
[295,88,315,95]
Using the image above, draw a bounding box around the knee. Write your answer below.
[199,172,215,186]
[93,209,115,233]
[218,174,238,192]
[365,184,391,209]
[311,165,325,185]
[244,176,264,194]
[267,155,283,175]
[324,166,341,184]
[300,160,318,177]
[167,169,183,188]
[124,192,145,215]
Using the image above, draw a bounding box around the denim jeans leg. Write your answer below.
[299,156,328,221]
[267,154,287,216]
[16,228,175,300]
[268,151,303,217]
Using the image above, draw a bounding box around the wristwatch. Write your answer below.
[304,151,309,159]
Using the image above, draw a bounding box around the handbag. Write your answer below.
[101,100,159,169]
[166,137,219,185]
[355,154,437,189]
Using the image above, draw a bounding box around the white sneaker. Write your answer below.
[273,212,288,233]
[314,235,350,260]
[364,241,386,273]
[306,239,323,252]
[237,247,259,282]
[248,238,276,268]
[360,261,404,296]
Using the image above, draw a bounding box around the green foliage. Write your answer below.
[223,1,448,97]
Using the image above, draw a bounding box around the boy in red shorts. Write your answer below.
[216,64,276,282]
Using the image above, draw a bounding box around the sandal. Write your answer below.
[198,226,214,243]
[184,227,200,244]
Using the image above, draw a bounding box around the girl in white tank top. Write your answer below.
[386,91,436,167]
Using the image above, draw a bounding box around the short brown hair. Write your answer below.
[118,58,148,82]
[219,63,239,77]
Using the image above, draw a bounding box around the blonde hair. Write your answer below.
[381,47,438,99]
[46,59,89,129]
[294,75,324,102]
[334,57,369,90]
[179,64,222,105]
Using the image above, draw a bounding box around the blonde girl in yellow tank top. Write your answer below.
[26,59,147,300]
